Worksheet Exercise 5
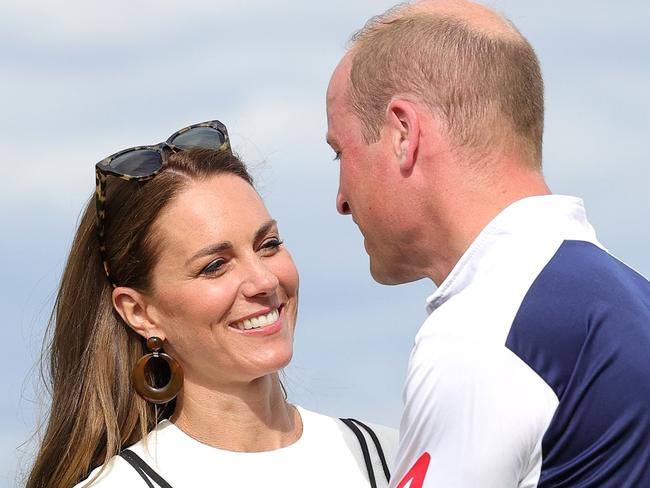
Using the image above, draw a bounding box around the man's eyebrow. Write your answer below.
[185,219,278,266]
[326,133,337,147]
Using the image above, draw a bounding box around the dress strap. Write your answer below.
[347,418,392,482]
[341,418,392,487]
[340,418,377,488]
[119,449,174,488]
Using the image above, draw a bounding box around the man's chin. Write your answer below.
[369,257,420,286]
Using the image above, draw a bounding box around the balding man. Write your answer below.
[326,1,650,487]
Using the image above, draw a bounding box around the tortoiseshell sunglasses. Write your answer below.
[94,120,230,286]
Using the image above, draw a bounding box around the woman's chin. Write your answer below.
[257,349,294,376]
[229,348,294,384]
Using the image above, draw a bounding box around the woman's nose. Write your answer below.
[240,257,280,298]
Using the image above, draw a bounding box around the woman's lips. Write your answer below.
[229,305,284,336]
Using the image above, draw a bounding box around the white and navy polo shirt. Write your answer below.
[391,195,650,488]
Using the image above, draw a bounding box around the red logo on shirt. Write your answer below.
[395,452,431,488]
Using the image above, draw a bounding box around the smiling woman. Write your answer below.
[26,122,397,488]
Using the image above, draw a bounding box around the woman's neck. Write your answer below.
[169,374,302,452]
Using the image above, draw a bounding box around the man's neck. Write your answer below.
[424,157,551,286]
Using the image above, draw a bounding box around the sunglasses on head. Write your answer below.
[94,119,231,285]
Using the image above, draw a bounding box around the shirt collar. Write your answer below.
[425,195,598,314]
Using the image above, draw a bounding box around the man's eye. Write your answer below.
[261,238,283,251]
[333,151,341,161]
[201,258,225,275]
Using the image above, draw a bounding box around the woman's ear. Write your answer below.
[112,287,165,340]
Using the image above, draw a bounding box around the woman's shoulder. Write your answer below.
[297,405,399,467]
[72,454,143,487]
[72,422,178,487]
[298,405,398,439]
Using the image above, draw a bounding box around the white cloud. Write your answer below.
[0,0,397,52]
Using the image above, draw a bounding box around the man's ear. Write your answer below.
[112,287,165,340]
[385,98,420,175]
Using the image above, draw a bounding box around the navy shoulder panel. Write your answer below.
[506,240,650,487]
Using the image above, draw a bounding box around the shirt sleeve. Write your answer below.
[390,333,558,488]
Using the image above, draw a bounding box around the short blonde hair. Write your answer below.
[348,6,544,167]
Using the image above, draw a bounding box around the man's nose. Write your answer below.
[336,188,351,215]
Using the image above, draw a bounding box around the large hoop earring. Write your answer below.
[132,337,183,404]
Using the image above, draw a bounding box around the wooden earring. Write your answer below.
[132,337,183,404]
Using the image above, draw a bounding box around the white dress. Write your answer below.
[75,406,398,488]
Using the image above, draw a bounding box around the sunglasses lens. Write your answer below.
[110,149,162,177]
[170,127,226,150]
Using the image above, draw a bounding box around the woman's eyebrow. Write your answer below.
[185,220,278,266]
[253,219,278,245]
[186,241,233,266]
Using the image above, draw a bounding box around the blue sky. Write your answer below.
[1,1,649,486]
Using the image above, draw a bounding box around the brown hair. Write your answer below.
[27,148,253,488]
[347,6,544,166]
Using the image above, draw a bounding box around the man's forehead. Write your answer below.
[326,54,356,145]
[325,95,350,147]
[327,54,353,101]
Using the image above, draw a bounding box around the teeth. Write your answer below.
[235,309,279,330]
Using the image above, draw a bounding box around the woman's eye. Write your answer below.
[201,258,226,275]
